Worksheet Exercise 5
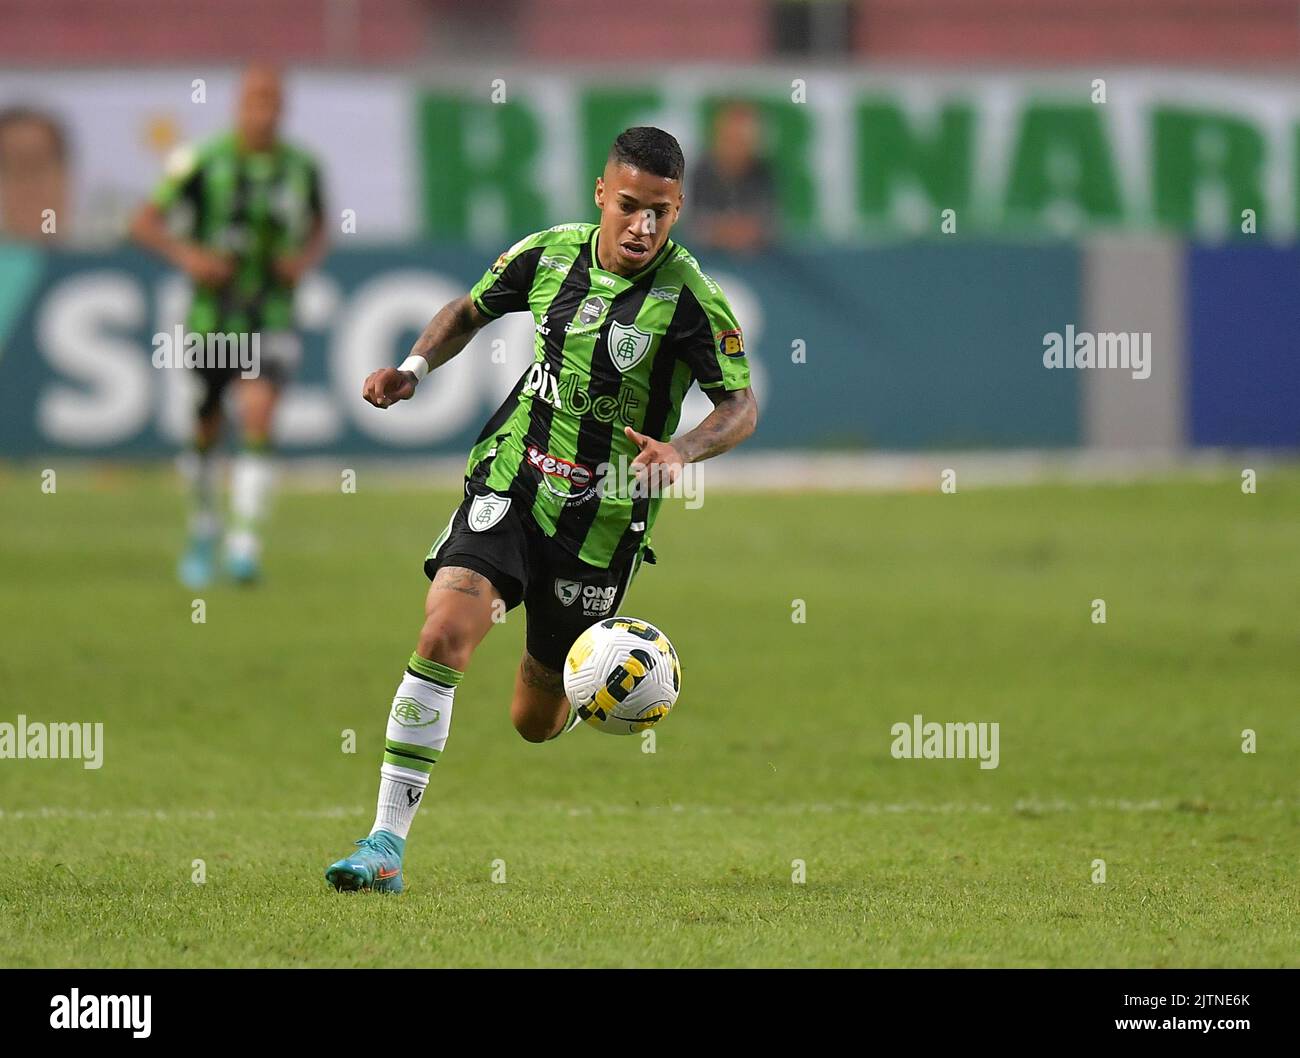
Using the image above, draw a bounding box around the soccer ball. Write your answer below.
[563,617,681,735]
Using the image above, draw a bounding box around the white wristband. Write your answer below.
[398,355,429,383]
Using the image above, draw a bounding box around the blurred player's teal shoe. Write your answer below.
[224,527,261,584]
[224,551,261,584]
[325,831,406,893]
[177,536,216,589]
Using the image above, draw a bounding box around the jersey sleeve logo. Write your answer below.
[717,328,745,358]
[607,322,654,373]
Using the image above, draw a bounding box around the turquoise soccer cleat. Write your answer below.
[177,535,217,589]
[325,831,406,893]
[224,551,261,585]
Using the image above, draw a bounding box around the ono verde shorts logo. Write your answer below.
[553,578,615,614]
[468,492,511,531]
[391,697,441,728]
[579,584,617,616]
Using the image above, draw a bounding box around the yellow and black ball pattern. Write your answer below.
[563,618,681,735]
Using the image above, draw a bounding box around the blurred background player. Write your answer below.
[130,65,327,587]
[0,107,70,240]
[686,100,776,254]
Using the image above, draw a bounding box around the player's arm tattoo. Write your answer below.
[520,653,565,694]
[407,295,490,372]
[432,566,487,598]
[673,386,758,464]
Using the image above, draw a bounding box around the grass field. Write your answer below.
[0,465,1296,967]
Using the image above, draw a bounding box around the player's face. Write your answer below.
[237,69,282,152]
[594,161,682,275]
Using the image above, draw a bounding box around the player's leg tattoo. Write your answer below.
[419,567,499,667]
[430,565,488,598]
[520,651,565,693]
[512,652,570,743]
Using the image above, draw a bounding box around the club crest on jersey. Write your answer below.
[554,579,581,607]
[468,492,511,532]
[607,321,653,373]
[717,329,745,358]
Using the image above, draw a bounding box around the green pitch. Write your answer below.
[0,466,1296,967]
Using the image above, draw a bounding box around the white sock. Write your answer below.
[373,773,428,840]
[227,449,274,560]
[371,654,461,840]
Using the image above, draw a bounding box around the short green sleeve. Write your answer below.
[469,231,549,319]
[673,281,750,391]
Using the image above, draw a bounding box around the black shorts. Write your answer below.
[423,482,652,672]
[193,331,300,418]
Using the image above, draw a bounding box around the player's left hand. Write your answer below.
[624,426,684,494]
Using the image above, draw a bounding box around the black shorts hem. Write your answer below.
[520,642,567,674]
[425,551,524,610]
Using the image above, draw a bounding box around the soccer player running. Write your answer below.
[131,65,327,587]
[325,127,757,893]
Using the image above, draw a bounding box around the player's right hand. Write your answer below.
[179,245,235,287]
[362,367,418,408]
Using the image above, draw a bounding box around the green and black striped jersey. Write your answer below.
[466,222,751,569]
[152,133,323,334]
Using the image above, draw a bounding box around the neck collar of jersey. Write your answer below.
[234,131,280,158]
[590,226,675,283]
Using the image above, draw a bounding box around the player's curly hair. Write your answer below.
[608,126,685,182]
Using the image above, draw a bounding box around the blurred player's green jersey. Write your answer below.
[151,133,323,334]
[466,222,751,569]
